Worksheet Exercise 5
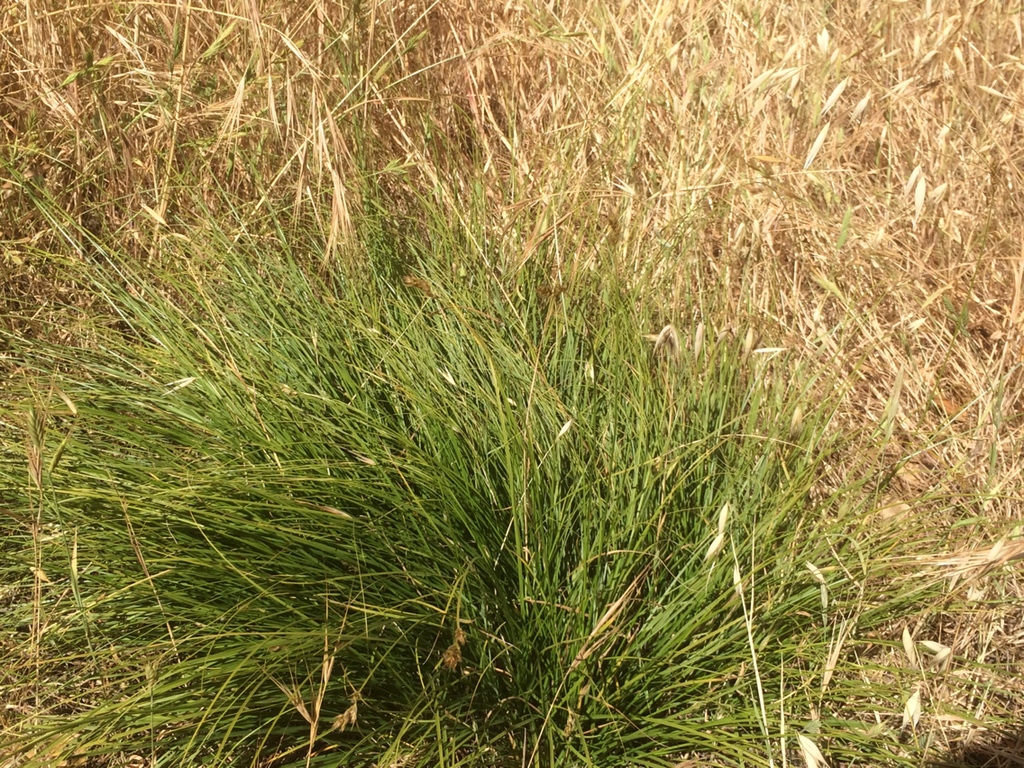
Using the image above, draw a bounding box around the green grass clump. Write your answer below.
[1,230,930,767]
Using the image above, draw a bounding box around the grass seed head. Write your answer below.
[704,532,726,563]
[789,405,804,441]
[903,687,922,730]
[742,328,756,361]
[797,733,828,768]
[717,502,730,535]
[902,626,918,666]
[332,695,359,732]
[651,324,681,362]
[443,643,462,671]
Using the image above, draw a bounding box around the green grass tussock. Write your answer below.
[3,0,1023,761]
[0,232,897,766]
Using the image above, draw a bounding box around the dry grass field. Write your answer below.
[2,0,1023,765]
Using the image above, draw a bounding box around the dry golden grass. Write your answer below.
[2,0,1023,762]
